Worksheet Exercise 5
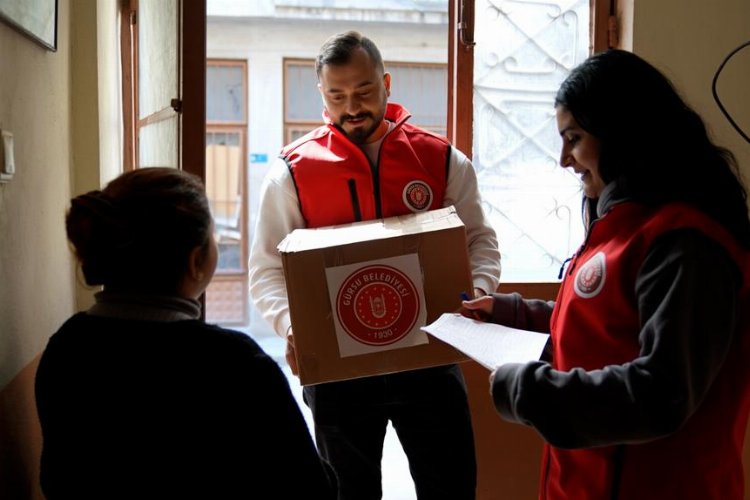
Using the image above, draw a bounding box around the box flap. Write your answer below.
[278,205,463,253]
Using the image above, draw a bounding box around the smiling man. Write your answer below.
[248,31,500,500]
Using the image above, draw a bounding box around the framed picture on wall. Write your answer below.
[0,0,57,51]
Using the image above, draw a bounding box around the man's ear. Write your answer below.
[383,72,391,97]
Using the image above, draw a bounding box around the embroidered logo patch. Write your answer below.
[335,265,420,346]
[574,251,606,298]
[402,181,433,212]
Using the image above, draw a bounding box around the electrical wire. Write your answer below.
[711,40,750,144]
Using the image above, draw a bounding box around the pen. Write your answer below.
[460,291,471,301]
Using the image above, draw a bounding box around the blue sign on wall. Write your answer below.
[250,153,268,164]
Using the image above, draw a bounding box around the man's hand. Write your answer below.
[286,330,299,376]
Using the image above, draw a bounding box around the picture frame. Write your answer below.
[0,0,57,52]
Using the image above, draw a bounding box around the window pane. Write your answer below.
[207,64,245,122]
[138,0,178,119]
[473,0,590,282]
[205,131,244,273]
[139,117,178,168]
[388,64,447,128]
[286,62,322,122]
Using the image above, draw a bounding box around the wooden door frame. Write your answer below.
[181,0,206,179]
[120,0,205,175]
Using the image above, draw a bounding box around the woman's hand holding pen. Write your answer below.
[460,294,494,322]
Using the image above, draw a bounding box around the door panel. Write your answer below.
[137,0,180,168]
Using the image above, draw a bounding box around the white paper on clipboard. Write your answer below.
[421,313,549,370]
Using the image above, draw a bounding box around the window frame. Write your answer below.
[119,0,206,176]
[447,0,612,293]
[206,59,249,125]
[205,59,249,275]
[282,58,323,143]
[205,125,248,276]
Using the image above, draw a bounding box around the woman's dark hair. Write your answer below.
[556,49,750,247]
[315,30,385,77]
[66,167,212,294]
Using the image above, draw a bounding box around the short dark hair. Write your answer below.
[556,49,750,247]
[66,167,213,293]
[315,31,384,78]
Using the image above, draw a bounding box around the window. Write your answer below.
[451,0,610,284]
[204,60,249,325]
[388,62,448,136]
[283,59,322,143]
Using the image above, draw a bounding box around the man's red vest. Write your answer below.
[545,201,750,499]
[280,103,449,228]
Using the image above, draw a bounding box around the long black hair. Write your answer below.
[556,49,750,248]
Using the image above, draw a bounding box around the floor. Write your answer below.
[254,334,418,500]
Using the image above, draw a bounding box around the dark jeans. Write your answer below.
[303,364,476,500]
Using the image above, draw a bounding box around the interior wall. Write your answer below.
[631,0,750,179]
[69,0,122,313]
[629,4,750,497]
[0,1,75,390]
[0,0,120,497]
[0,0,74,497]
[70,0,103,313]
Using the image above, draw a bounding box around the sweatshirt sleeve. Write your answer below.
[444,147,501,295]
[490,292,554,333]
[490,230,740,449]
[248,158,306,338]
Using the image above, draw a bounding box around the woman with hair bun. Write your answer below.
[35,167,335,499]
[463,49,750,499]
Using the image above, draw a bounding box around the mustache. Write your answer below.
[342,113,372,123]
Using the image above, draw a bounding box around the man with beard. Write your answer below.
[249,31,500,500]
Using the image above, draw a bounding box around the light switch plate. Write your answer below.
[0,130,15,183]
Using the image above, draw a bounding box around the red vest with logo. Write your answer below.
[544,201,750,500]
[280,103,448,228]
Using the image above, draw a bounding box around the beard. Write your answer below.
[339,114,378,145]
[336,96,387,145]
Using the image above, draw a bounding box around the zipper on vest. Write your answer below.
[557,257,573,279]
[371,144,385,219]
[371,163,382,219]
[348,178,363,222]
[369,123,399,220]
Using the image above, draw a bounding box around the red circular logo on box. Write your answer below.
[336,265,420,346]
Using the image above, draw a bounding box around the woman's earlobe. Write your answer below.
[187,246,205,282]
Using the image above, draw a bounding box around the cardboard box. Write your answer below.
[279,206,472,385]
